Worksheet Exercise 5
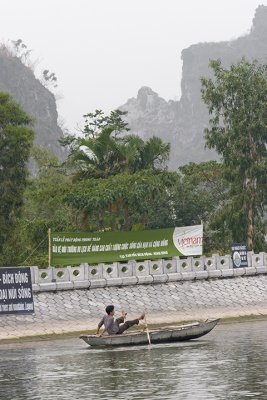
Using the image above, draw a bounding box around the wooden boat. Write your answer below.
[80,318,219,347]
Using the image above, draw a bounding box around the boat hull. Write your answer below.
[80,319,219,347]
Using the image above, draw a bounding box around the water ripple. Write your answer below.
[0,319,266,399]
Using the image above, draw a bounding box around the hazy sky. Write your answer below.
[1,0,267,131]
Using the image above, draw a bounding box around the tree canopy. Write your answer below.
[64,170,178,232]
[60,109,173,233]
[0,92,34,258]
[60,109,170,179]
[201,59,267,250]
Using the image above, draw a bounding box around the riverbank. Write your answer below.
[1,273,266,342]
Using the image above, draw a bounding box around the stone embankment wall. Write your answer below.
[0,252,267,340]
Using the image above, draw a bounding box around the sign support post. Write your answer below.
[48,228,51,267]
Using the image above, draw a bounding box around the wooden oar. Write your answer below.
[144,314,151,345]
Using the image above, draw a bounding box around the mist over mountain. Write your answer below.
[120,5,267,169]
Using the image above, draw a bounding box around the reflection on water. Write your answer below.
[0,319,266,399]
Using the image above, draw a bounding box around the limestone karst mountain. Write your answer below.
[1,6,266,170]
[0,46,65,160]
[120,5,267,169]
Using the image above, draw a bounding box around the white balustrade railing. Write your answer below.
[27,251,267,292]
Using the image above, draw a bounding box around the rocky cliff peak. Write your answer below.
[119,6,267,169]
[120,86,177,150]
[136,86,162,109]
[252,5,267,36]
[0,47,65,160]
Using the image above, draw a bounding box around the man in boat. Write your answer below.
[96,305,145,336]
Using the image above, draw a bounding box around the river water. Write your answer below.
[0,318,266,400]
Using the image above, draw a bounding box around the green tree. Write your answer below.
[7,147,77,267]
[177,161,230,252]
[0,92,34,260]
[177,161,227,224]
[60,109,129,178]
[201,59,267,251]
[60,109,171,233]
[61,109,170,179]
[121,135,170,172]
[64,171,178,232]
